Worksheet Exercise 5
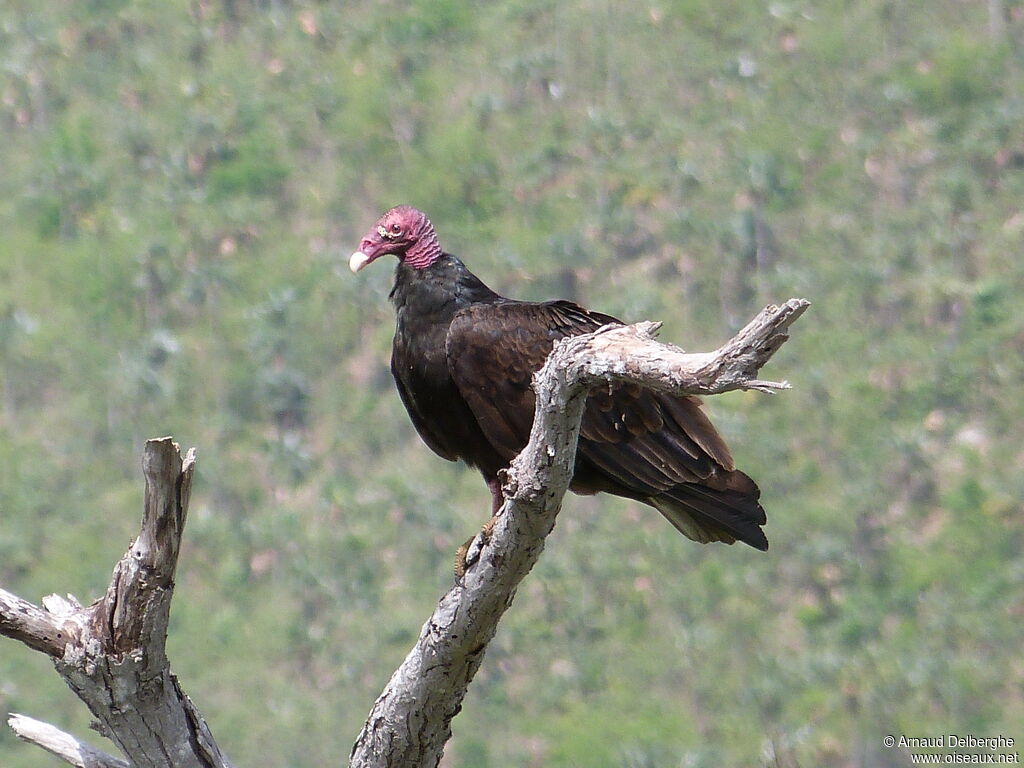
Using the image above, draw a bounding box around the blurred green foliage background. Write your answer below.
[1,1,1022,766]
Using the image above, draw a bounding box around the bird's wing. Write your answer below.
[446,300,733,484]
[446,299,767,549]
[444,300,583,460]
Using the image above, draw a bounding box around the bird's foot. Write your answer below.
[453,537,473,579]
[453,515,499,579]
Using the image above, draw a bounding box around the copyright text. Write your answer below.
[883,734,1019,764]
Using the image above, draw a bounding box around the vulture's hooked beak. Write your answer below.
[350,223,415,272]
[349,251,372,273]
[349,235,381,272]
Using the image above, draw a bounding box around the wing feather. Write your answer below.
[445,299,767,549]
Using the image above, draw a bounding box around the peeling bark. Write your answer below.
[0,438,231,768]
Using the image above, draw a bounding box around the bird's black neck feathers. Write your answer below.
[390,253,501,320]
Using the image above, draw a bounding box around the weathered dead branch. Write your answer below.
[7,714,129,768]
[0,438,231,768]
[1,299,808,768]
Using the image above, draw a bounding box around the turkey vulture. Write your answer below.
[350,206,768,551]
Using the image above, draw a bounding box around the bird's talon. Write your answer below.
[453,516,500,579]
[454,537,472,580]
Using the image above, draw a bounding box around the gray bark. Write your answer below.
[7,714,130,768]
[0,438,231,768]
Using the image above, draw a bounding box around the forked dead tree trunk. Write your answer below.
[1,439,229,768]
[0,299,808,768]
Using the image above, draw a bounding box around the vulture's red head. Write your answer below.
[349,205,442,272]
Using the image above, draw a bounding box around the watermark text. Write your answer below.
[883,734,1019,764]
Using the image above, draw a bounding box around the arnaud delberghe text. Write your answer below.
[899,735,1016,751]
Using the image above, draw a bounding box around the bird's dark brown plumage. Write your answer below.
[352,206,768,551]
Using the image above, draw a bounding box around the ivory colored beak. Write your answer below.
[349,251,372,273]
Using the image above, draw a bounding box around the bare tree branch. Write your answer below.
[7,714,128,768]
[562,297,810,396]
[1,438,232,768]
[0,588,77,657]
[2,300,808,768]
[349,299,810,768]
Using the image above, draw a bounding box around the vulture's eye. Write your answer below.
[391,223,402,234]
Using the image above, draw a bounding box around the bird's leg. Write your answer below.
[487,475,504,517]
[454,477,505,579]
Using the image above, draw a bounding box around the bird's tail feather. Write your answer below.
[650,471,768,551]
